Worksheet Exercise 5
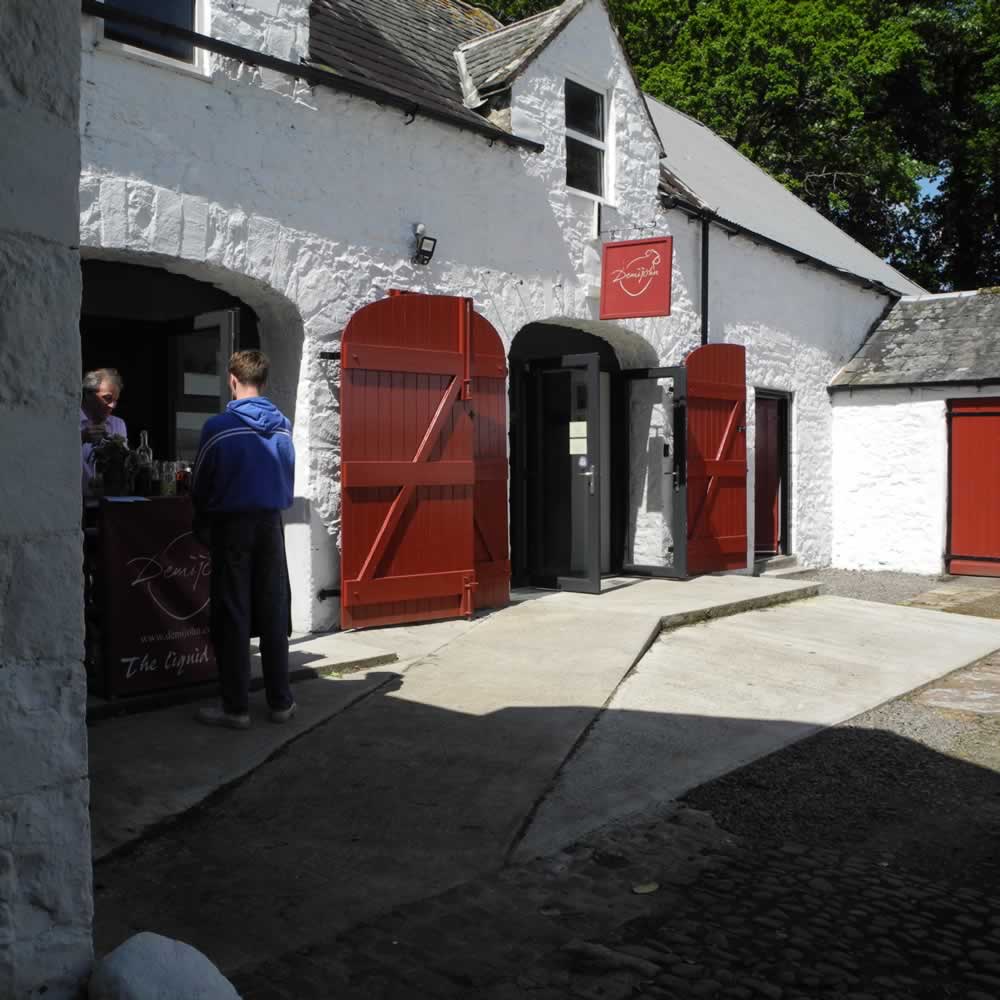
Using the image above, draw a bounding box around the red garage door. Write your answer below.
[686,343,748,574]
[949,398,1000,577]
[340,293,510,629]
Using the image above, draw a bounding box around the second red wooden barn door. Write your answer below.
[949,398,1000,577]
[686,343,748,574]
[340,294,509,629]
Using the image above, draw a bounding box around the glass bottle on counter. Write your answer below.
[135,431,154,496]
[176,462,192,496]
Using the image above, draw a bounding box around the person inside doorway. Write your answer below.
[80,368,127,493]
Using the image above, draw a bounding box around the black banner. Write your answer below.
[100,497,216,695]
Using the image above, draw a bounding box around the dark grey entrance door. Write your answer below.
[519,352,603,594]
[623,367,687,578]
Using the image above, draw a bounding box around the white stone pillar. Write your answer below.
[0,2,93,996]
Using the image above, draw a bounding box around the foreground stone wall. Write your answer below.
[0,2,92,996]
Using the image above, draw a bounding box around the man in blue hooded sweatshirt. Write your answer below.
[192,350,297,729]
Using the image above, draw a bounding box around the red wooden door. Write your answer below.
[754,396,781,555]
[340,294,509,629]
[686,343,748,574]
[949,398,1000,577]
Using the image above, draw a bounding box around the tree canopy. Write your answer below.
[478,0,1000,291]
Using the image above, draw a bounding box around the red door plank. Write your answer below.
[686,344,748,574]
[341,295,510,628]
[949,399,1000,578]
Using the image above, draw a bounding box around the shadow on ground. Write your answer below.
[92,667,1000,996]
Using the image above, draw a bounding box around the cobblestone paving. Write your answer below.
[233,658,1000,1000]
[233,802,1000,1000]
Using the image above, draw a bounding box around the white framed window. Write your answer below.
[94,0,210,77]
[564,78,606,199]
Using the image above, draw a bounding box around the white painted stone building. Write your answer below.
[76,0,924,633]
[832,290,1000,577]
[0,0,949,990]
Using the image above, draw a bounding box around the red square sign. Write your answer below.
[600,237,673,320]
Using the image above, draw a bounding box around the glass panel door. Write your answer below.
[624,367,687,577]
[525,353,602,594]
[169,309,237,461]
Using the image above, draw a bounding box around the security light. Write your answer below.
[413,223,437,265]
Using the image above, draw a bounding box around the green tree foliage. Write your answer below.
[477,0,1000,290]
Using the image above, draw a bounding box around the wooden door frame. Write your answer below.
[753,390,791,558]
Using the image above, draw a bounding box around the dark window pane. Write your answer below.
[566,137,603,196]
[565,79,604,141]
[104,0,196,63]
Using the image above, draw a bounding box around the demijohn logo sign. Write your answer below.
[599,236,673,320]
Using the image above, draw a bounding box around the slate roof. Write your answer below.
[831,291,1000,389]
[308,0,516,141]
[457,0,584,105]
[644,95,925,297]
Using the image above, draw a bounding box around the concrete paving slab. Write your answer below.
[88,576,814,869]
[88,667,402,860]
[516,595,1000,859]
[92,575,822,970]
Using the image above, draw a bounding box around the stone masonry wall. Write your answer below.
[79,0,893,626]
[0,2,93,997]
[832,384,999,575]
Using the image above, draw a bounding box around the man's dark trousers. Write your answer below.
[209,509,293,715]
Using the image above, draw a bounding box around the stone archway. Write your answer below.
[78,179,344,631]
[508,319,661,589]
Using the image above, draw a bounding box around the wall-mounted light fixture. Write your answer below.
[413,222,437,266]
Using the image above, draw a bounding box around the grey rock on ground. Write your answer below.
[89,932,241,1000]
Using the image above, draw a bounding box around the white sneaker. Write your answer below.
[195,705,251,730]
[269,702,298,724]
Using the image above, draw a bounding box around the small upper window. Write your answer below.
[564,79,605,198]
[103,0,196,63]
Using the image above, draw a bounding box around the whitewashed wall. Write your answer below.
[79,0,893,628]
[832,384,998,575]
[0,2,93,996]
[78,0,675,630]
[694,232,889,570]
[489,1,890,572]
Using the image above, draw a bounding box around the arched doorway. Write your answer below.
[81,259,261,464]
[80,259,269,699]
[509,322,687,592]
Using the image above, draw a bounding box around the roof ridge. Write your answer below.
[458,4,562,52]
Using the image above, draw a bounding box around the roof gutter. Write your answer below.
[81,0,544,153]
[660,190,903,300]
[829,377,1000,395]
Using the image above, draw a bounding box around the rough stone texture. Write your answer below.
[79,0,892,628]
[0,663,88,800]
[0,1,80,124]
[1,2,91,996]
[832,384,997,574]
[89,932,240,1000]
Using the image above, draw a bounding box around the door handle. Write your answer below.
[581,467,596,495]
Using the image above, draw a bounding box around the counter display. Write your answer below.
[89,497,216,697]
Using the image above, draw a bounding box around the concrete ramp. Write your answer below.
[516,595,1000,859]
